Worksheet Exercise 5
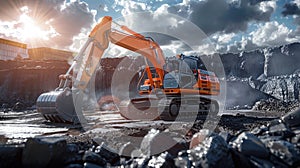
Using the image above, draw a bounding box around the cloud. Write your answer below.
[251,21,296,47]
[167,0,276,35]
[212,19,300,54]
[114,0,151,16]
[227,36,258,53]
[161,40,191,56]
[111,0,277,55]
[281,0,300,43]
[212,32,236,44]
[0,0,96,50]
[282,1,300,29]
[50,1,96,49]
[282,1,300,16]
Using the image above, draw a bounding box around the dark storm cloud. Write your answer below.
[282,3,300,16]
[0,0,95,49]
[167,0,274,35]
[282,1,300,39]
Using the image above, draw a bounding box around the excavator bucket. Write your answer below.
[36,88,80,123]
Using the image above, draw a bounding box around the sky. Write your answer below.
[0,0,299,56]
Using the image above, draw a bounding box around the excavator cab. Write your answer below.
[162,55,202,89]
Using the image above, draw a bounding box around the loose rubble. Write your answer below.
[253,98,300,113]
[0,108,299,167]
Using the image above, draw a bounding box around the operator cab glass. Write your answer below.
[163,59,179,72]
[183,56,197,71]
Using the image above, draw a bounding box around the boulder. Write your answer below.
[147,152,175,168]
[83,162,103,168]
[190,129,211,149]
[124,156,151,168]
[67,144,80,153]
[250,125,268,136]
[82,151,106,166]
[267,122,295,139]
[22,137,67,168]
[282,108,300,128]
[219,131,233,143]
[12,102,26,111]
[65,164,83,168]
[94,143,119,164]
[230,148,252,168]
[174,151,192,168]
[188,134,234,168]
[140,129,187,156]
[119,142,138,158]
[231,132,269,159]
[266,140,300,167]
[249,156,275,168]
[0,144,23,168]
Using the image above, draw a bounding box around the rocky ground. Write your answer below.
[0,107,299,168]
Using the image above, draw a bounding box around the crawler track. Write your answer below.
[158,96,219,121]
[118,95,219,122]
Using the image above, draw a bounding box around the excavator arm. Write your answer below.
[74,16,165,92]
[36,16,166,123]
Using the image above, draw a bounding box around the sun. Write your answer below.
[19,14,48,41]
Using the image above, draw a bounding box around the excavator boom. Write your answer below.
[74,16,165,91]
[36,16,166,123]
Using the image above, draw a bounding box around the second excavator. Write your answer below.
[36,16,220,123]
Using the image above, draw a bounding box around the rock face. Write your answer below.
[221,50,265,79]
[220,42,300,78]
[0,60,68,107]
[219,42,300,108]
[264,43,300,76]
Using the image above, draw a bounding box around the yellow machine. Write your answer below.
[36,16,220,123]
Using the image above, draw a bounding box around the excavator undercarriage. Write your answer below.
[118,95,219,121]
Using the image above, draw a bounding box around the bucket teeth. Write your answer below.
[42,114,68,123]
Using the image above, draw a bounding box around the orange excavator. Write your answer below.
[36,16,220,123]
